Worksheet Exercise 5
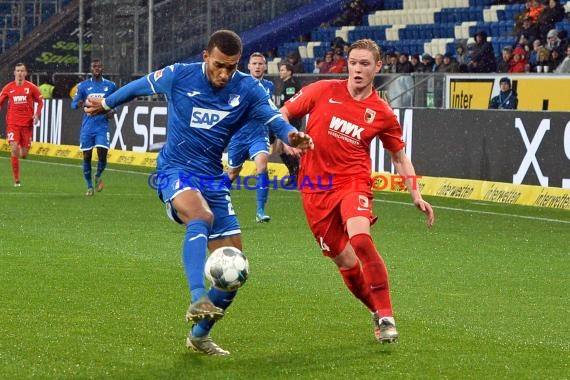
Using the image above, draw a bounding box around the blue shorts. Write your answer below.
[226,135,270,169]
[157,168,241,240]
[80,127,110,151]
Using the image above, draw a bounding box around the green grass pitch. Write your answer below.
[1,153,569,379]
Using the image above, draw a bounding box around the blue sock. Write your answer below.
[183,219,211,303]
[192,288,237,337]
[256,171,269,212]
[95,159,106,178]
[83,161,92,188]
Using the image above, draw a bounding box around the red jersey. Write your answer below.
[0,80,43,127]
[284,79,405,192]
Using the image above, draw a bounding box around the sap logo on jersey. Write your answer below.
[89,92,106,99]
[190,107,229,129]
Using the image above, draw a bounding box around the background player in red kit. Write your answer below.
[280,39,434,343]
[0,63,43,186]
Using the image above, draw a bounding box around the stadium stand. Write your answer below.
[0,0,72,54]
[268,0,570,74]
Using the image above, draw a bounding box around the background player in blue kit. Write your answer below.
[226,52,274,223]
[71,59,117,196]
[85,30,313,356]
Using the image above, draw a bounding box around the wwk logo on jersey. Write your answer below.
[190,107,229,129]
[13,95,27,103]
[328,116,364,144]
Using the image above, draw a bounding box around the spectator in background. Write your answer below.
[396,52,414,73]
[381,53,398,73]
[286,51,305,73]
[433,53,444,72]
[509,46,529,72]
[319,51,335,73]
[410,54,426,72]
[533,46,555,72]
[550,46,564,68]
[559,30,569,50]
[328,50,348,73]
[517,16,539,43]
[421,54,435,71]
[515,32,532,54]
[313,58,323,73]
[39,78,55,99]
[332,0,367,26]
[554,45,570,72]
[527,0,545,24]
[545,29,563,52]
[330,37,348,57]
[514,0,533,33]
[468,31,496,73]
[438,53,460,72]
[528,38,543,66]
[537,0,565,42]
[455,42,470,72]
[489,77,518,109]
[497,46,514,72]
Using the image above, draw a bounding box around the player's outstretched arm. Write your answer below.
[389,149,434,227]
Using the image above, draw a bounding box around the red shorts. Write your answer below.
[6,125,33,149]
[301,188,378,258]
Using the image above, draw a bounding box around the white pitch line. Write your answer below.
[0,156,152,176]
[4,157,569,224]
[375,198,570,224]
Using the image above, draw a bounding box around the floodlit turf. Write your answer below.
[1,153,569,379]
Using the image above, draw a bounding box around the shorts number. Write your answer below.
[319,237,330,252]
[226,195,235,216]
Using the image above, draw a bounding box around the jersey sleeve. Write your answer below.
[105,64,176,109]
[70,82,84,109]
[247,80,296,141]
[377,106,405,152]
[265,80,275,96]
[32,84,43,115]
[282,81,320,119]
[0,85,8,108]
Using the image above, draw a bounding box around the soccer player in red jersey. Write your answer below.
[280,39,434,343]
[0,63,43,186]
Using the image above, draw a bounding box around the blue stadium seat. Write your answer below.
[384,0,404,10]
[303,58,315,73]
[469,0,494,6]
[273,0,525,71]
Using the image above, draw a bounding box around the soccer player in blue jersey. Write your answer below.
[85,30,313,356]
[226,52,274,223]
[71,59,117,196]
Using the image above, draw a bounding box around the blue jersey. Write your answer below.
[226,78,274,168]
[104,63,296,177]
[71,77,117,133]
[229,78,274,144]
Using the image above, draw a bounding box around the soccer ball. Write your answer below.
[205,246,249,291]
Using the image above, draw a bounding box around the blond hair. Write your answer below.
[347,39,382,62]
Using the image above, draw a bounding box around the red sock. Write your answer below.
[339,262,375,312]
[350,233,393,317]
[11,156,20,182]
